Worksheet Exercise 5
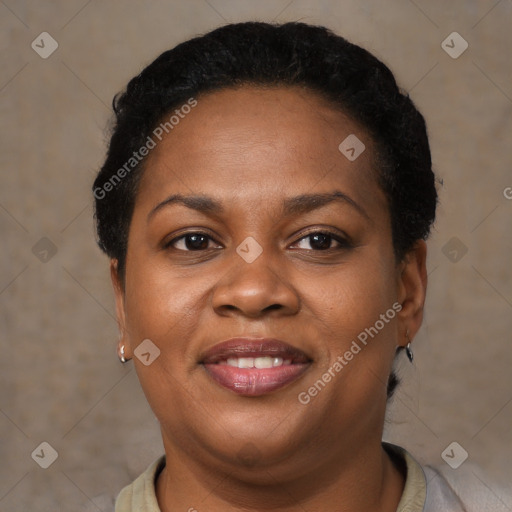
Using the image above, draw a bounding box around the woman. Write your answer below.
[93,21,472,511]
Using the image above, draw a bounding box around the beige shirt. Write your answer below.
[114,444,466,511]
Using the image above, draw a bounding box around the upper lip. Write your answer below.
[200,337,311,364]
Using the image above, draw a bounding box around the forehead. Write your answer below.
[136,86,386,213]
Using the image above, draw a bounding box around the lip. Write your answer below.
[201,338,312,396]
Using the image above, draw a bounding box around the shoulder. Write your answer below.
[388,442,510,512]
[423,463,511,512]
[114,456,165,512]
[421,464,468,511]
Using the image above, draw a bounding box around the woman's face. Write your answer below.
[113,86,426,479]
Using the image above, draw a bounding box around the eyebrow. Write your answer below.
[282,191,370,220]
[147,194,224,222]
[147,190,369,222]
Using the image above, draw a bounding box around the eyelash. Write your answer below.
[164,229,351,252]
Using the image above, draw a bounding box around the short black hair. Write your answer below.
[93,21,438,397]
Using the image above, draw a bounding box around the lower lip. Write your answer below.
[203,363,310,396]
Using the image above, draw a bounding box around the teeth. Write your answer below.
[238,357,254,368]
[255,357,273,369]
[225,357,289,368]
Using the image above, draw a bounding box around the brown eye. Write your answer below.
[169,233,220,251]
[293,231,347,251]
[184,234,209,250]
[308,233,332,250]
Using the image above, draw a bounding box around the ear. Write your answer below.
[396,240,428,347]
[111,259,132,359]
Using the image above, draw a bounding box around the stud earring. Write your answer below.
[119,344,127,364]
[405,330,414,363]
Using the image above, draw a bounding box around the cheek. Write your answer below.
[300,254,397,340]
[122,265,210,411]
[123,258,209,353]
[296,257,398,420]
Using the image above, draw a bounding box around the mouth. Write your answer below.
[200,338,312,396]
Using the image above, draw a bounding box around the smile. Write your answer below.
[200,338,312,396]
[222,356,291,368]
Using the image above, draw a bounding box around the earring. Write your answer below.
[405,330,414,363]
[119,344,127,364]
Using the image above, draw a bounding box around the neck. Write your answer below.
[156,439,405,512]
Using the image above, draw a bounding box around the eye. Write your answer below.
[291,231,349,251]
[167,232,221,251]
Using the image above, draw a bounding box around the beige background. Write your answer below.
[1,0,511,510]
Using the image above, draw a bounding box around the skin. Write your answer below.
[111,86,428,512]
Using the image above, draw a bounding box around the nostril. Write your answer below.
[264,304,283,312]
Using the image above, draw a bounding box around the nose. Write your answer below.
[211,248,300,318]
